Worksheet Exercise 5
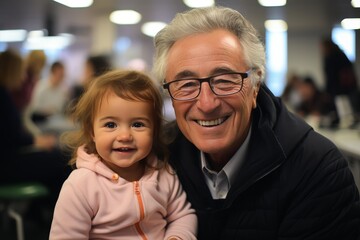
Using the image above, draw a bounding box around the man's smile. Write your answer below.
[196,117,228,127]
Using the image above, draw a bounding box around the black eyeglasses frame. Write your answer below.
[162,70,251,101]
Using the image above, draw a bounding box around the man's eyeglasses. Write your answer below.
[163,71,251,101]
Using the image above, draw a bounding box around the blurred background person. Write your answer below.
[10,49,47,135]
[68,54,112,111]
[30,61,69,124]
[11,49,47,112]
[0,49,72,228]
[294,76,333,119]
[281,73,303,112]
[320,38,360,126]
[282,74,334,127]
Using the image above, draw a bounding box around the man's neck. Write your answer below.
[204,153,228,172]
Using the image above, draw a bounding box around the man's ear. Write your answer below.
[252,81,261,109]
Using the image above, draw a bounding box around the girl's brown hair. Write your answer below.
[62,69,167,168]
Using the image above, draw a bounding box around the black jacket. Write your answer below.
[167,85,360,239]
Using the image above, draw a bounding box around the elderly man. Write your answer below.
[153,6,360,240]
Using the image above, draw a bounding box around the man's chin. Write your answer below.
[193,139,225,154]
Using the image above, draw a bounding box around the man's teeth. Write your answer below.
[197,118,225,127]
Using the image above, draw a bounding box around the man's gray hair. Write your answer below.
[152,6,266,86]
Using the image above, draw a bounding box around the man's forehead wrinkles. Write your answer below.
[174,67,236,80]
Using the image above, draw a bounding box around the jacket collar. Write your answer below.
[226,85,312,204]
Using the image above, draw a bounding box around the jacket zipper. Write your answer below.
[134,181,147,240]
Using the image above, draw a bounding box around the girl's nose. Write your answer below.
[116,129,133,141]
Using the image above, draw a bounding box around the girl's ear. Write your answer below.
[91,130,95,142]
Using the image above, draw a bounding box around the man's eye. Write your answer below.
[180,81,198,89]
[213,78,238,85]
[105,122,116,128]
[132,122,145,128]
[174,80,198,90]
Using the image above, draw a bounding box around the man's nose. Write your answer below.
[196,82,220,112]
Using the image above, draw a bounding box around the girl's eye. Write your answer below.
[132,122,145,128]
[105,122,116,128]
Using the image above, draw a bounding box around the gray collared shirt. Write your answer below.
[201,126,252,199]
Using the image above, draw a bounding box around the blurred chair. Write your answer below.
[0,182,49,240]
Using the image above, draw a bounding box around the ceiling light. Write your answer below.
[141,22,167,37]
[25,33,74,50]
[341,18,360,29]
[110,10,142,25]
[0,29,27,42]
[28,30,46,38]
[183,0,215,8]
[265,20,288,32]
[53,0,93,8]
[258,0,286,7]
[351,0,360,7]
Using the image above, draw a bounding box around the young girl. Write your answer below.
[50,70,197,240]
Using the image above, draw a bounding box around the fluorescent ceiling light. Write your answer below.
[258,0,286,7]
[110,10,142,25]
[351,0,360,7]
[265,20,288,32]
[183,0,215,8]
[28,30,46,38]
[0,29,27,42]
[141,22,167,37]
[341,18,360,29]
[53,0,93,8]
[25,33,74,50]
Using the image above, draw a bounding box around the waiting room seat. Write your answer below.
[0,182,49,240]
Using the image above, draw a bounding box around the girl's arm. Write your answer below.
[49,176,93,240]
[164,172,198,240]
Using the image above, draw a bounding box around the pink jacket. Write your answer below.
[50,146,197,240]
